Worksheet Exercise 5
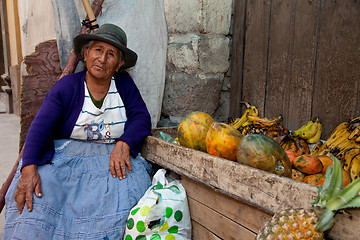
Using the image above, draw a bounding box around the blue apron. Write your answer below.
[2,139,152,240]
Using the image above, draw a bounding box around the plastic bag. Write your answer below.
[123,169,191,240]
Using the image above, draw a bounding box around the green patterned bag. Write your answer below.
[123,169,191,240]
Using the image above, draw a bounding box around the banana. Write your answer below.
[341,146,360,171]
[355,135,360,143]
[308,122,322,144]
[292,119,317,137]
[349,154,360,180]
[292,117,321,141]
[348,125,360,140]
[280,136,298,153]
[325,127,352,150]
[230,102,259,129]
[310,140,325,155]
[324,122,350,146]
[294,136,310,155]
[246,115,283,129]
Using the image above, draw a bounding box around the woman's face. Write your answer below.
[84,41,124,82]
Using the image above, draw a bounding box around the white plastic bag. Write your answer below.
[123,169,191,240]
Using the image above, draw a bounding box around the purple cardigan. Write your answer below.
[22,70,152,168]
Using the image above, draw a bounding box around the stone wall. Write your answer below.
[162,0,234,124]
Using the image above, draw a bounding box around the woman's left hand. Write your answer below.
[110,140,132,180]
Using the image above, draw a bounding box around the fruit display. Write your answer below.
[256,157,360,240]
[175,107,360,189]
[177,111,214,152]
[236,134,292,177]
[205,122,243,161]
[310,117,360,180]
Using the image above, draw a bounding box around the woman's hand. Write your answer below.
[110,140,132,180]
[14,164,42,214]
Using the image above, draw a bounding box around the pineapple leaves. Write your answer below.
[315,155,343,206]
[336,195,360,210]
[315,208,335,232]
[326,177,360,211]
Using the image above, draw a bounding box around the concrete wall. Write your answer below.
[163,0,233,123]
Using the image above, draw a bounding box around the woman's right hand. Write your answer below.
[14,164,42,214]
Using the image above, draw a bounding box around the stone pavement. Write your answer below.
[0,113,20,238]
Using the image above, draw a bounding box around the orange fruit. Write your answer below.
[317,155,333,174]
[293,154,323,175]
[286,150,299,167]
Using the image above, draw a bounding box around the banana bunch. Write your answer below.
[246,115,283,129]
[292,117,322,144]
[229,102,259,129]
[280,135,310,155]
[310,117,360,180]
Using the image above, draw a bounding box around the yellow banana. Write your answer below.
[310,140,325,155]
[349,154,360,180]
[324,122,350,145]
[349,116,360,126]
[306,122,322,144]
[341,146,360,171]
[230,102,259,129]
[348,125,360,140]
[246,115,283,129]
[292,119,317,137]
[325,127,352,150]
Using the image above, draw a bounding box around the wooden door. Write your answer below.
[230,0,360,138]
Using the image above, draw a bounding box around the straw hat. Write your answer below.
[73,23,138,69]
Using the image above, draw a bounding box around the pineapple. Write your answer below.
[256,154,360,240]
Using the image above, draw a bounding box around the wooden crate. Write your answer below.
[142,131,360,240]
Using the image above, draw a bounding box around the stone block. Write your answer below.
[199,35,231,73]
[162,71,223,122]
[167,34,200,74]
[164,0,202,33]
[203,0,233,34]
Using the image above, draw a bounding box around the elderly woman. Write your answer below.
[3,24,152,239]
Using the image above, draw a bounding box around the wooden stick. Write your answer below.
[58,0,103,79]
[0,0,104,213]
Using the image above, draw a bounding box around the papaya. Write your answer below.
[285,150,299,167]
[342,169,352,187]
[177,112,214,152]
[205,122,243,161]
[293,154,323,175]
[291,168,305,182]
[317,155,333,174]
[237,134,292,177]
[303,173,325,186]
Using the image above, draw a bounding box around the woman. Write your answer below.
[3,24,152,239]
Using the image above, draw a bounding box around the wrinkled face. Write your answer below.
[84,41,124,81]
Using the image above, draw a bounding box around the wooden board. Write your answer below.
[182,176,271,234]
[312,0,360,135]
[286,0,320,130]
[188,198,255,240]
[191,221,221,240]
[241,0,271,116]
[142,136,318,213]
